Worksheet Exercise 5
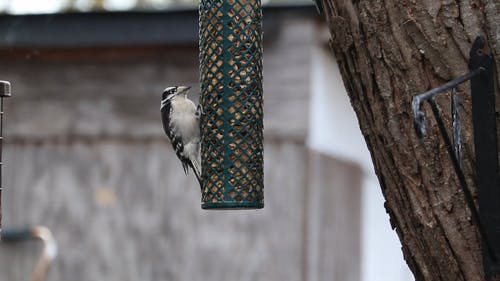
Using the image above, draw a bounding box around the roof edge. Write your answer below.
[0,4,319,48]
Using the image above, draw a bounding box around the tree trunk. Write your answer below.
[316,1,500,280]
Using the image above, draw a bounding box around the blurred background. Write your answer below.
[0,0,413,281]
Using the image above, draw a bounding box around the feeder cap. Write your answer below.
[0,81,11,97]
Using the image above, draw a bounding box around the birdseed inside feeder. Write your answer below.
[199,0,264,209]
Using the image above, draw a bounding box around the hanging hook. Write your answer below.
[2,226,57,281]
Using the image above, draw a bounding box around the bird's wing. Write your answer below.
[161,101,189,175]
[161,101,172,137]
[171,131,189,175]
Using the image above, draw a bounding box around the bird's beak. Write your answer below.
[178,86,191,93]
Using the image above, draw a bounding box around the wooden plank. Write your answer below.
[1,141,309,281]
[0,7,318,48]
[306,151,362,281]
[1,146,362,281]
[0,15,364,281]
[0,17,313,140]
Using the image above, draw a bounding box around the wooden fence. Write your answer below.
[0,15,361,281]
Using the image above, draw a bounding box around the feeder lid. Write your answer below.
[0,81,11,97]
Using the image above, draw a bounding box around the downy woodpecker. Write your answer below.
[161,86,202,190]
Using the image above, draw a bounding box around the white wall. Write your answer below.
[307,42,413,281]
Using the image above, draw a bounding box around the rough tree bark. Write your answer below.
[316,1,500,280]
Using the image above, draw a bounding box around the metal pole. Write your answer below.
[469,37,500,280]
[0,80,11,230]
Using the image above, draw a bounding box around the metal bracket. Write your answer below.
[469,37,500,280]
[412,36,500,280]
[2,226,57,281]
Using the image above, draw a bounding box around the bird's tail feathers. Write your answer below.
[182,162,189,175]
[190,158,203,192]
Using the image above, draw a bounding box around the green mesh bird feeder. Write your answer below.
[199,0,264,209]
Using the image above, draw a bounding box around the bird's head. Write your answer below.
[162,86,191,100]
[161,86,191,108]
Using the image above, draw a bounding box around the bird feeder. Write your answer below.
[199,0,264,209]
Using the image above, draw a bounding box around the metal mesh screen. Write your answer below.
[199,0,264,209]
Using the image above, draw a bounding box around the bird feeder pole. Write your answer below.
[199,0,264,209]
[0,80,11,228]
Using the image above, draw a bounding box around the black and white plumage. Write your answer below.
[161,86,202,190]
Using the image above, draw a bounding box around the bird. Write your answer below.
[160,86,203,190]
